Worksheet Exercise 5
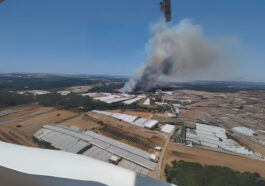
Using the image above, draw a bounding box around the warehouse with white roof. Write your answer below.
[186,123,256,157]
[161,124,175,134]
[33,124,158,175]
[92,110,158,129]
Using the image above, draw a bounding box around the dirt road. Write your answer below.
[155,129,175,179]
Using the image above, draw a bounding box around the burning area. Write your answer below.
[121,19,239,93]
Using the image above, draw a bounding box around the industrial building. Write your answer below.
[172,104,180,118]
[91,93,145,105]
[123,95,145,105]
[57,90,71,95]
[109,155,121,165]
[143,98,150,105]
[233,126,256,136]
[161,124,175,134]
[92,110,158,129]
[18,90,50,95]
[94,94,131,104]
[34,124,157,175]
[186,123,256,157]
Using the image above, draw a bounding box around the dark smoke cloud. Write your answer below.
[121,19,221,92]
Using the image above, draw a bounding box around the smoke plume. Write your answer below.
[121,19,220,92]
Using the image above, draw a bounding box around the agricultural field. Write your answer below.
[0,104,80,145]
[86,111,168,150]
[0,126,37,147]
[65,85,93,93]
[161,143,265,180]
[1,78,265,184]
[58,113,101,131]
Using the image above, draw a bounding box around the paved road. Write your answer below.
[155,127,175,179]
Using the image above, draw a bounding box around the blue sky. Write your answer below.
[0,0,264,81]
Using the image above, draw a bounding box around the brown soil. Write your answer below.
[123,110,154,119]
[0,105,53,121]
[0,126,37,147]
[87,112,167,147]
[1,106,79,141]
[179,90,236,98]
[65,85,92,93]
[180,111,204,119]
[161,143,265,180]
[9,110,78,138]
[154,113,171,118]
[58,114,100,131]
[98,130,153,153]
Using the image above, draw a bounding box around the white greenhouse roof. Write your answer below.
[144,120,158,129]
[161,124,175,134]
[35,125,157,170]
[233,126,255,136]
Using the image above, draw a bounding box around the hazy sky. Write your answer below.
[0,0,264,81]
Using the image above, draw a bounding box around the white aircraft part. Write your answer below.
[0,142,174,186]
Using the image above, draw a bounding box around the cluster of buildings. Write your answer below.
[94,93,132,104]
[186,123,258,157]
[161,124,175,134]
[57,90,71,96]
[143,98,150,105]
[34,124,158,175]
[92,93,146,105]
[17,90,50,96]
[92,110,158,129]
[232,126,256,136]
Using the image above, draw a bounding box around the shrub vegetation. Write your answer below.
[0,91,33,108]
[165,160,265,186]
[36,93,152,112]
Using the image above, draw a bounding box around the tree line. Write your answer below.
[165,160,265,186]
[0,91,33,108]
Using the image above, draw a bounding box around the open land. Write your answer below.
[86,111,168,148]
[0,105,79,145]
[65,85,92,93]
[161,142,265,180]
[58,113,100,131]
[168,90,265,157]
[1,83,265,183]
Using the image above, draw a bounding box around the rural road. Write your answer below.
[0,107,55,125]
[155,127,175,179]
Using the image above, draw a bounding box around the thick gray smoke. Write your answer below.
[121,19,219,92]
